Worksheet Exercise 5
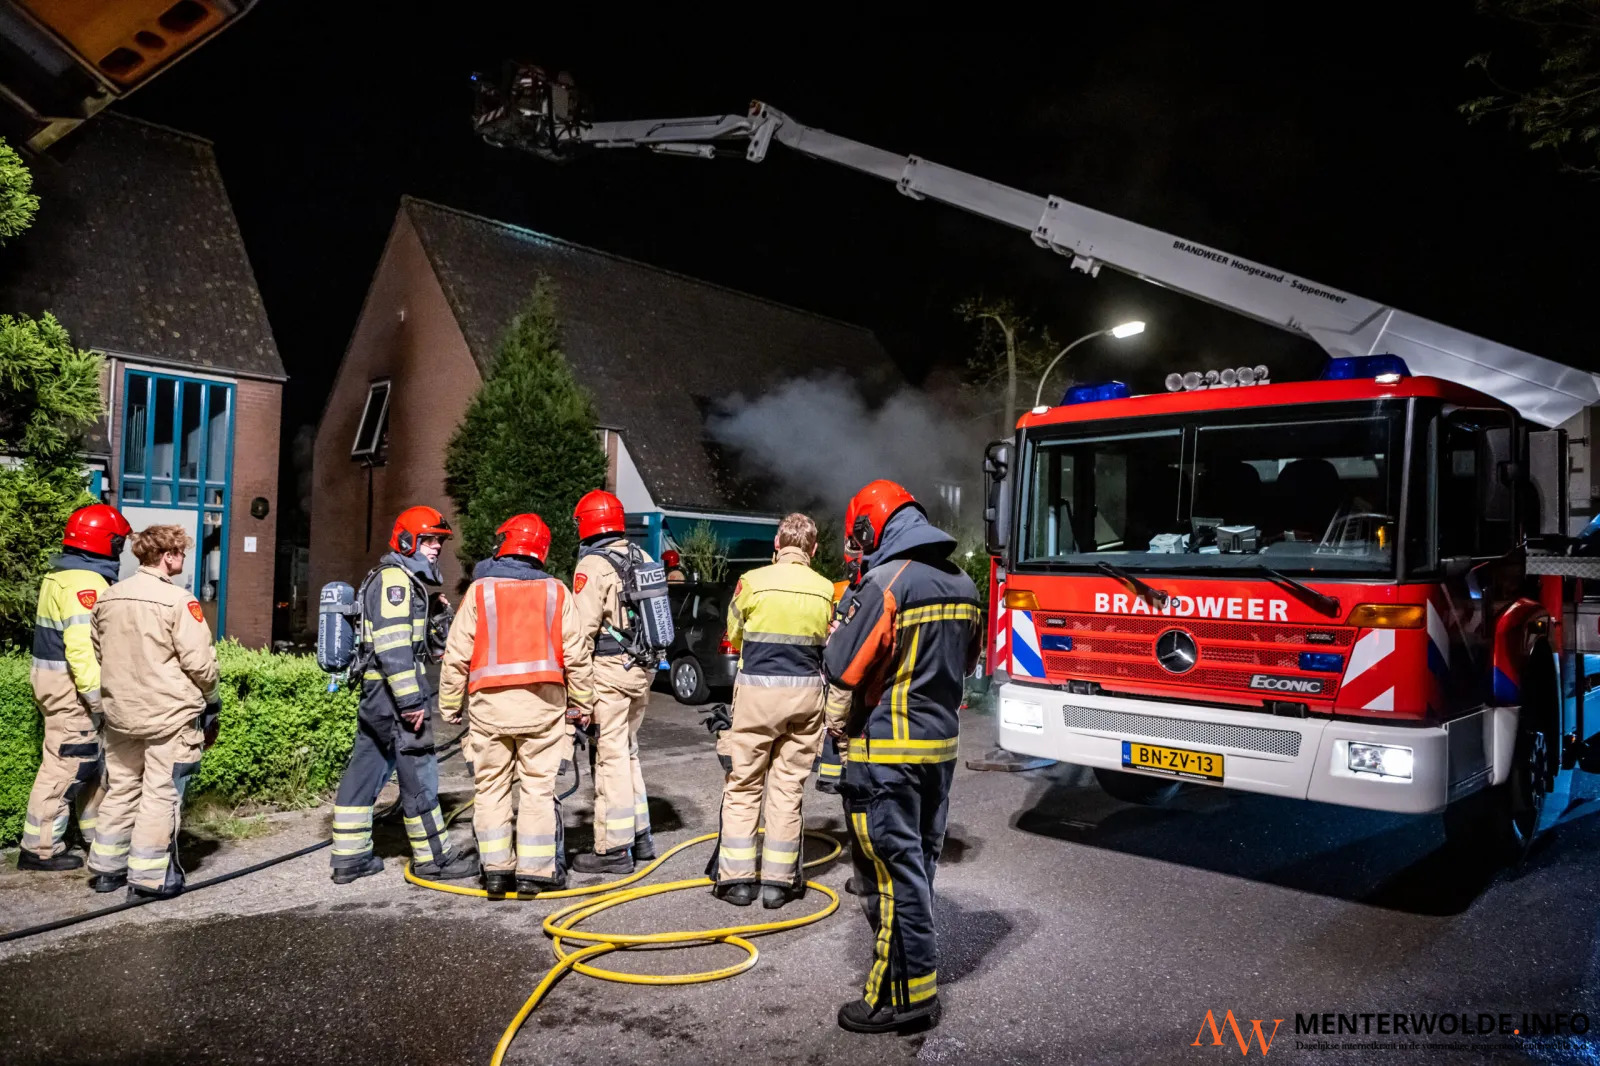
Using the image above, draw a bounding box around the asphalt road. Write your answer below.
[3,689,1599,1065]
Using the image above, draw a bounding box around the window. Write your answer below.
[1438,409,1515,559]
[118,369,234,631]
[352,380,390,460]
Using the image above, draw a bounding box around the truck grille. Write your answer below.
[1061,704,1303,757]
[1035,611,1350,701]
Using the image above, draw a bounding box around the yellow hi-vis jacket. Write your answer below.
[725,546,835,687]
[32,563,112,715]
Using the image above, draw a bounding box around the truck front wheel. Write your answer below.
[1442,647,1556,865]
[1094,767,1181,806]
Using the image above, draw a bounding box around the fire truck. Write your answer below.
[474,67,1600,862]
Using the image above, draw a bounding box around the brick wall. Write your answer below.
[225,378,281,647]
[311,211,483,601]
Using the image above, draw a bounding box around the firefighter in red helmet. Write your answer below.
[329,506,478,884]
[439,513,594,895]
[568,489,660,874]
[18,504,129,872]
[823,480,982,1034]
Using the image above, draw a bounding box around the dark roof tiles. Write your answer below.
[403,197,897,511]
[0,113,284,382]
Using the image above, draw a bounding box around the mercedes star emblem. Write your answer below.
[1155,629,1198,673]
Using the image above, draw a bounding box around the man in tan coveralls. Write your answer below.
[440,513,595,895]
[88,525,220,899]
[712,513,834,909]
[568,490,657,876]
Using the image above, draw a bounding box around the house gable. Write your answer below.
[310,209,483,598]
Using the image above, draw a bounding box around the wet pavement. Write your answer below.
[3,691,1600,1065]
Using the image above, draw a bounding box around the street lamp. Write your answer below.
[1032,321,1146,409]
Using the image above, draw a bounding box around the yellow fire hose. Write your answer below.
[405,802,842,1066]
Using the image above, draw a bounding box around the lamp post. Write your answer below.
[1032,320,1146,409]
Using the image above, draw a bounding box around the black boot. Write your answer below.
[18,850,84,872]
[482,870,516,896]
[712,881,758,907]
[414,847,480,881]
[129,881,183,901]
[570,847,633,876]
[837,996,942,1035]
[844,874,869,896]
[632,830,656,862]
[87,871,127,893]
[330,855,385,885]
[762,883,805,910]
[516,871,568,895]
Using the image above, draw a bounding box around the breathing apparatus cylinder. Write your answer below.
[317,582,359,683]
[627,557,674,656]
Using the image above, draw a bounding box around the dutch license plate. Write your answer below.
[1121,741,1224,781]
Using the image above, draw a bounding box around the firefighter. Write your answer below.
[439,513,595,895]
[18,504,131,872]
[329,506,477,885]
[823,480,982,1035]
[569,489,655,875]
[87,525,220,898]
[710,513,835,909]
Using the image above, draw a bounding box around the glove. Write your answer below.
[200,697,222,750]
[702,703,733,738]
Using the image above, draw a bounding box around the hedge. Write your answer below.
[0,642,358,846]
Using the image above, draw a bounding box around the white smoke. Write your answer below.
[707,374,983,523]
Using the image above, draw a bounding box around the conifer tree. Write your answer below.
[445,277,608,580]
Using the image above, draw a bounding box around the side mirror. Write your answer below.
[1441,556,1473,580]
[984,439,1015,556]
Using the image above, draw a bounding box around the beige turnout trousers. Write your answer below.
[22,703,105,859]
[471,716,568,880]
[88,723,204,891]
[716,681,826,885]
[591,654,652,854]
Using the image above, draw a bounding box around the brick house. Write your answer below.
[0,113,284,647]
[311,197,898,597]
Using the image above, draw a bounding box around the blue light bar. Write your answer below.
[1062,381,1131,405]
[1320,354,1410,381]
[1040,634,1074,652]
[1298,652,1344,673]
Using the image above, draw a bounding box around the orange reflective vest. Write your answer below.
[467,577,567,692]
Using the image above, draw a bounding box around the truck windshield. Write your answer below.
[1018,400,1406,576]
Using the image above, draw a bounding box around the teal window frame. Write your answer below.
[118,369,235,635]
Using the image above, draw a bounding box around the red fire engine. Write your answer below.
[475,69,1600,861]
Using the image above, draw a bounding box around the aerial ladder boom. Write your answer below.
[472,67,1597,427]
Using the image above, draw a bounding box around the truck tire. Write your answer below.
[1442,646,1556,866]
[670,656,710,705]
[1094,767,1181,806]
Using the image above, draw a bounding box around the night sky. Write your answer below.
[116,6,1600,538]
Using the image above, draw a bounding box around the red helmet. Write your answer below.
[390,505,452,556]
[844,479,920,556]
[63,504,132,558]
[495,512,551,562]
[574,490,626,540]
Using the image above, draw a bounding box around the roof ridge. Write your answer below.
[400,195,878,338]
[100,110,215,148]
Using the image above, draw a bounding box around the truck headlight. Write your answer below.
[1001,697,1044,732]
[1348,742,1413,780]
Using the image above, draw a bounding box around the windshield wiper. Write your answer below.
[1258,565,1341,618]
[1096,561,1169,610]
